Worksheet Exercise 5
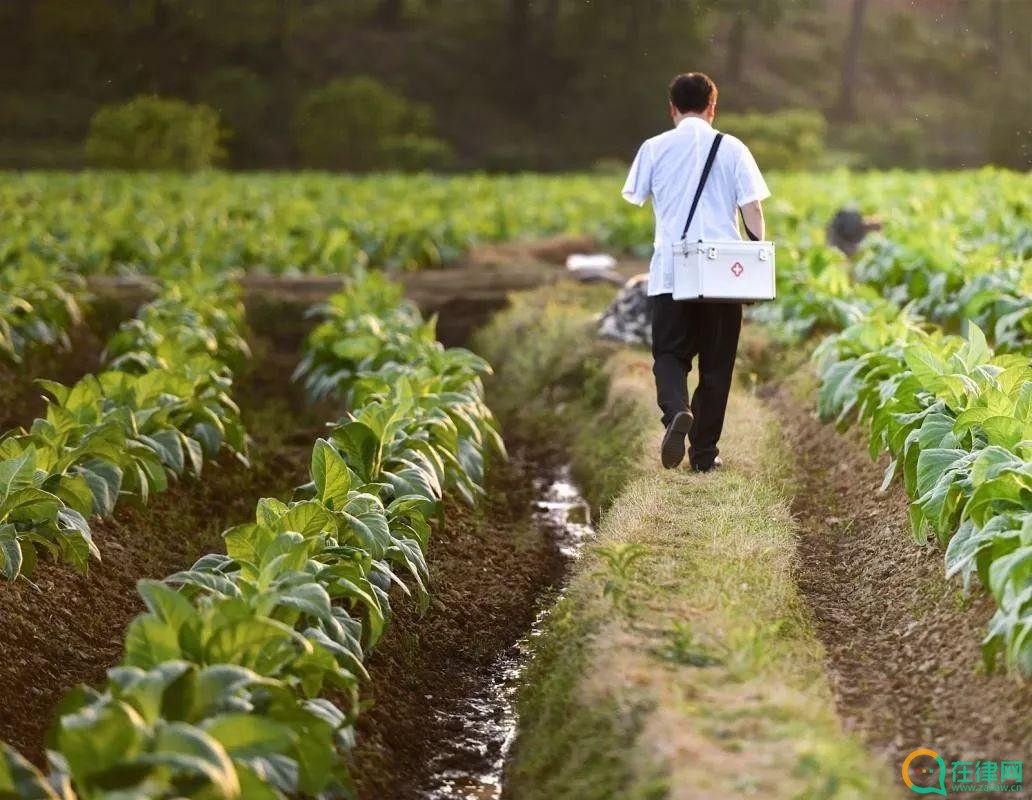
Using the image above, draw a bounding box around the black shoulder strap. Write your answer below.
[681,132,724,241]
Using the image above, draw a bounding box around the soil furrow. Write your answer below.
[350,441,567,800]
[766,382,1031,795]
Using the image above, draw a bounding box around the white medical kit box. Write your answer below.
[671,240,776,302]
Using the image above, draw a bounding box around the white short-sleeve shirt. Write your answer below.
[622,116,770,296]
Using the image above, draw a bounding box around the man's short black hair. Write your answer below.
[669,73,717,114]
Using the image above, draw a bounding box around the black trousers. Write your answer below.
[649,295,742,468]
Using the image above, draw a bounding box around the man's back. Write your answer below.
[623,117,768,296]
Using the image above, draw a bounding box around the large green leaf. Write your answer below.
[311,439,352,511]
[0,523,23,581]
[0,448,39,504]
[981,416,1025,449]
[329,421,381,481]
[140,430,185,475]
[77,459,123,517]
[139,579,206,630]
[914,448,967,499]
[273,502,332,539]
[0,742,65,799]
[124,614,184,670]
[203,616,309,673]
[55,701,145,781]
[55,509,98,575]
[202,714,294,760]
[146,721,241,799]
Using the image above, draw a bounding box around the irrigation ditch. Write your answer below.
[350,451,594,800]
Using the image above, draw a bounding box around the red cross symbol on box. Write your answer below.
[730,261,744,277]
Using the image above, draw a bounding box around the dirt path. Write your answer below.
[767,382,1031,792]
[350,442,568,800]
[0,332,321,764]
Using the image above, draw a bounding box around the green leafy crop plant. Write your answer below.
[0,275,250,582]
[0,255,86,364]
[1,173,1028,346]
[754,169,1031,352]
[815,316,1031,674]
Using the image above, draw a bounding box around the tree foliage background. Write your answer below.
[2,0,1029,170]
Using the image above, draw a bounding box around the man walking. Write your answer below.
[622,72,769,471]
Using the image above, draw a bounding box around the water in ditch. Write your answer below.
[416,465,594,800]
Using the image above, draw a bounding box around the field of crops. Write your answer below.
[0,168,1029,798]
[0,266,502,797]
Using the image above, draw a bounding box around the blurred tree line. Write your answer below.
[1,0,1029,171]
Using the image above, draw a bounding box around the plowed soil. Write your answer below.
[0,332,321,764]
[767,382,1031,794]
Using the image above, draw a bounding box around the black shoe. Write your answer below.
[660,411,694,469]
[692,456,723,473]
